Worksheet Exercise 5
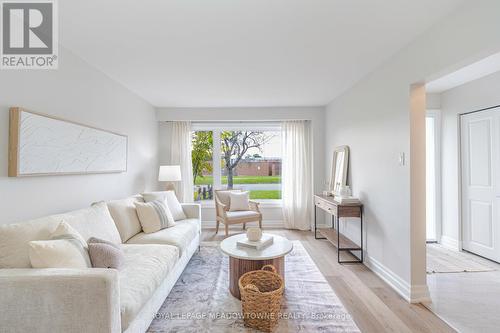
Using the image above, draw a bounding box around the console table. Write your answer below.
[314,194,363,263]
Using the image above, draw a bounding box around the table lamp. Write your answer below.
[159,165,182,191]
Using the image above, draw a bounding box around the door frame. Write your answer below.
[459,104,500,253]
[426,109,442,242]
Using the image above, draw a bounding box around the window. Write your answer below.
[192,123,282,202]
[192,131,213,201]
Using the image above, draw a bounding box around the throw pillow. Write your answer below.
[28,239,91,269]
[88,237,121,249]
[135,200,176,233]
[88,243,124,270]
[229,191,250,211]
[142,191,187,221]
[51,221,89,250]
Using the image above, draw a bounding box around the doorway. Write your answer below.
[460,106,500,262]
[426,110,441,242]
[422,55,500,332]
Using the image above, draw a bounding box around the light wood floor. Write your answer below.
[202,228,455,333]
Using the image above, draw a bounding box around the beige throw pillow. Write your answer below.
[135,200,176,234]
[229,191,250,211]
[142,191,187,221]
[28,239,91,269]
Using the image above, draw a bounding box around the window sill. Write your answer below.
[197,199,282,209]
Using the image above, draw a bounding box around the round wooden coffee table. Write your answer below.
[220,233,293,300]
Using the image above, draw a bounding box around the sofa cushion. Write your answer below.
[106,196,144,242]
[53,202,122,245]
[226,211,261,220]
[119,244,179,331]
[126,219,199,257]
[0,216,62,268]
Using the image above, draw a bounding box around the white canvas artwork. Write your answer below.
[16,111,127,175]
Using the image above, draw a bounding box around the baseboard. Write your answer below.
[364,255,430,303]
[440,235,460,251]
[410,284,431,303]
[201,220,284,229]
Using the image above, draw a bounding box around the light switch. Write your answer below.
[399,152,406,166]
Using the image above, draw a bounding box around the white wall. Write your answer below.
[156,107,325,228]
[440,70,500,249]
[324,0,500,302]
[0,48,158,225]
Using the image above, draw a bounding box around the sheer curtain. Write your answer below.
[170,121,194,203]
[281,120,313,230]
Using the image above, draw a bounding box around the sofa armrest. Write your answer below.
[0,268,121,333]
[181,203,201,220]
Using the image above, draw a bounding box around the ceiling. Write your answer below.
[427,52,500,93]
[60,0,464,107]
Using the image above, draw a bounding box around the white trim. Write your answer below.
[364,255,430,303]
[201,219,284,229]
[440,235,460,251]
[410,284,431,304]
[192,121,282,131]
[198,199,282,208]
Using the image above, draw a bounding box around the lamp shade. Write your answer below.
[159,165,182,182]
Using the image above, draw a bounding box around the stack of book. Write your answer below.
[237,234,274,250]
[334,196,360,205]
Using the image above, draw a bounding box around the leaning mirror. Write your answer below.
[330,146,349,195]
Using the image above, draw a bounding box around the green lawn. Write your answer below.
[194,190,281,201]
[194,175,281,185]
[249,190,281,200]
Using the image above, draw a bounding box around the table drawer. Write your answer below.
[338,205,362,218]
[315,197,337,214]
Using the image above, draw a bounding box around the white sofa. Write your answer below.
[0,195,201,333]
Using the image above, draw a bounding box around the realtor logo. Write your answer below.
[1,0,58,69]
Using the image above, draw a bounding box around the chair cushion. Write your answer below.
[107,196,144,242]
[119,244,179,331]
[229,191,250,211]
[126,219,199,257]
[226,211,261,220]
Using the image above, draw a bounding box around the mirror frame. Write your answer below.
[330,145,349,194]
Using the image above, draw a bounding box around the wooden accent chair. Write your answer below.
[215,189,262,237]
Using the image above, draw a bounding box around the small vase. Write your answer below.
[247,227,262,242]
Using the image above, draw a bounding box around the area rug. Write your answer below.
[427,243,497,274]
[148,240,360,332]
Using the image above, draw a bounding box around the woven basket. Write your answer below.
[238,265,284,332]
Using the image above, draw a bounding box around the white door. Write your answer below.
[461,108,500,262]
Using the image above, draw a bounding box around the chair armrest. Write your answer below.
[0,268,121,333]
[249,200,261,213]
[181,203,201,220]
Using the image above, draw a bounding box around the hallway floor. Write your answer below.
[426,245,500,332]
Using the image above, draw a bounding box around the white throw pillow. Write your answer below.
[29,239,91,269]
[229,191,250,211]
[53,202,122,245]
[142,191,187,221]
[51,221,88,250]
[135,200,176,234]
